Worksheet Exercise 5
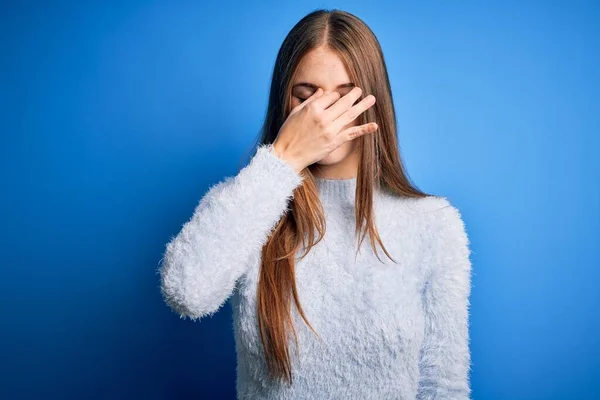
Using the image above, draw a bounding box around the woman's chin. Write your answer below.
[315,148,350,165]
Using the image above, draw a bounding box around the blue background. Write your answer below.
[1,1,598,399]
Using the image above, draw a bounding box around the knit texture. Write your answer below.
[158,144,473,399]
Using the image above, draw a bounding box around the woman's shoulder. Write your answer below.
[380,191,453,216]
[374,193,468,270]
[379,192,465,235]
[400,194,451,213]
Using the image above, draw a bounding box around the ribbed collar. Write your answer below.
[315,176,357,206]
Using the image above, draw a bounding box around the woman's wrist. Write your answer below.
[270,141,304,174]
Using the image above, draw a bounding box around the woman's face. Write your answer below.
[290,46,360,167]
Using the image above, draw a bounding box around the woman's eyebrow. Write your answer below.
[292,82,355,90]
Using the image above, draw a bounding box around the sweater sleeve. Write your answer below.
[417,199,473,400]
[158,143,304,321]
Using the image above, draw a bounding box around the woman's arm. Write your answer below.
[157,144,304,321]
[417,199,473,399]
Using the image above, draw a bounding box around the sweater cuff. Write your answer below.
[256,143,304,187]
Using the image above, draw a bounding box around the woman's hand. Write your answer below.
[272,87,378,173]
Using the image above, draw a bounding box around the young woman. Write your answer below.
[159,9,472,400]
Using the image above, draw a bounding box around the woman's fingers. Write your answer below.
[293,87,324,113]
[308,90,343,111]
[329,94,376,135]
[336,122,379,146]
[322,86,363,121]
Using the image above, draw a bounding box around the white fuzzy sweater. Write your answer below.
[159,144,473,399]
